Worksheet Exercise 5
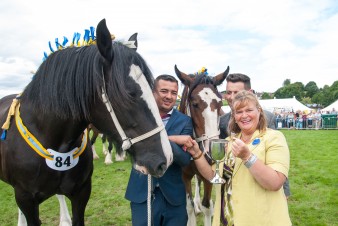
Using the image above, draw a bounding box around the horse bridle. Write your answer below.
[100,64,166,152]
[101,87,164,151]
[185,86,220,148]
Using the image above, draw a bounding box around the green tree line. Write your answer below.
[260,79,338,108]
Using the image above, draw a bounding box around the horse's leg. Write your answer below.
[193,175,202,214]
[182,168,197,226]
[68,179,91,226]
[92,145,100,160]
[14,188,40,225]
[115,151,124,161]
[186,193,197,226]
[91,131,99,160]
[115,143,125,162]
[101,134,108,155]
[18,208,27,226]
[56,195,72,226]
[104,149,113,165]
[115,138,126,161]
[104,135,113,165]
[201,179,214,226]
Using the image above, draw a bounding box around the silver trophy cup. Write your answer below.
[207,139,228,184]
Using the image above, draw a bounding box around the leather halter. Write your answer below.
[184,86,220,145]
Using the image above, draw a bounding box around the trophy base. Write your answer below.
[210,174,225,184]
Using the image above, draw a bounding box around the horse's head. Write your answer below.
[175,65,229,160]
[90,19,173,177]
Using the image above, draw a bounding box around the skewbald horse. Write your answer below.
[175,65,229,226]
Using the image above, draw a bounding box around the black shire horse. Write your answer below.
[0,19,172,226]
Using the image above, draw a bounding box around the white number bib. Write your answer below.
[46,148,79,171]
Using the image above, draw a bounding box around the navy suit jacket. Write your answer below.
[220,110,276,138]
[125,109,193,206]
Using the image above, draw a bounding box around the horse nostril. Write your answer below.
[156,162,167,177]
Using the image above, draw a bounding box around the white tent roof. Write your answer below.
[321,99,338,112]
[258,96,312,113]
[221,96,312,114]
[221,105,231,114]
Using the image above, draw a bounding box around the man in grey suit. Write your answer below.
[219,73,291,199]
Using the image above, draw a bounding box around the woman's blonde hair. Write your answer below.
[228,90,267,134]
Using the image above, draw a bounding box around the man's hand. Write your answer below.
[169,135,194,150]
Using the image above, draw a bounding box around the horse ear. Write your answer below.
[212,66,230,86]
[174,65,193,86]
[128,33,138,51]
[96,19,113,62]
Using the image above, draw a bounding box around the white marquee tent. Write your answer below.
[321,99,338,113]
[259,96,312,113]
[221,96,312,114]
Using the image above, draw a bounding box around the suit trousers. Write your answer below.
[130,187,188,226]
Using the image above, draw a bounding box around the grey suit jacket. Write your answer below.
[219,110,276,139]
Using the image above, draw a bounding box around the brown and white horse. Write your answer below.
[175,65,229,226]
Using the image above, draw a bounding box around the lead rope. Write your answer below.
[100,70,165,226]
[147,175,152,226]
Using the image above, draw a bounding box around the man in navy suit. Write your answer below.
[125,74,194,226]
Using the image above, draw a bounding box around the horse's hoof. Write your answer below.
[93,155,100,160]
[105,160,113,165]
[115,155,125,161]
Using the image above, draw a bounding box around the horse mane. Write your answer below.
[179,86,189,114]
[105,42,154,114]
[188,74,215,97]
[22,42,154,120]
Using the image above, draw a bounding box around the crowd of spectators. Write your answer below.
[274,108,337,129]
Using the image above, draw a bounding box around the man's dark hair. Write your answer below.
[154,74,178,90]
[226,73,251,90]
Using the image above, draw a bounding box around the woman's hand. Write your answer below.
[185,140,200,156]
[231,138,251,161]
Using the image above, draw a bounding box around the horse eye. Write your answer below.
[129,91,138,98]
[192,103,198,108]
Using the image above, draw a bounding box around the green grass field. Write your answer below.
[0,130,337,225]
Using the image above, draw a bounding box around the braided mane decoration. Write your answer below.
[43,26,136,61]
[195,66,208,76]
[43,26,96,61]
[179,67,218,114]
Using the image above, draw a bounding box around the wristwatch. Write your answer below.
[244,154,258,168]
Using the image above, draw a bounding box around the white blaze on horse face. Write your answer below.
[128,64,173,172]
[198,87,221,152]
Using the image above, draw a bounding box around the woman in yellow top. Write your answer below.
[187,90,291,226]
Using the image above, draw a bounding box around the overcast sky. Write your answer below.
[1,0,337,98]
